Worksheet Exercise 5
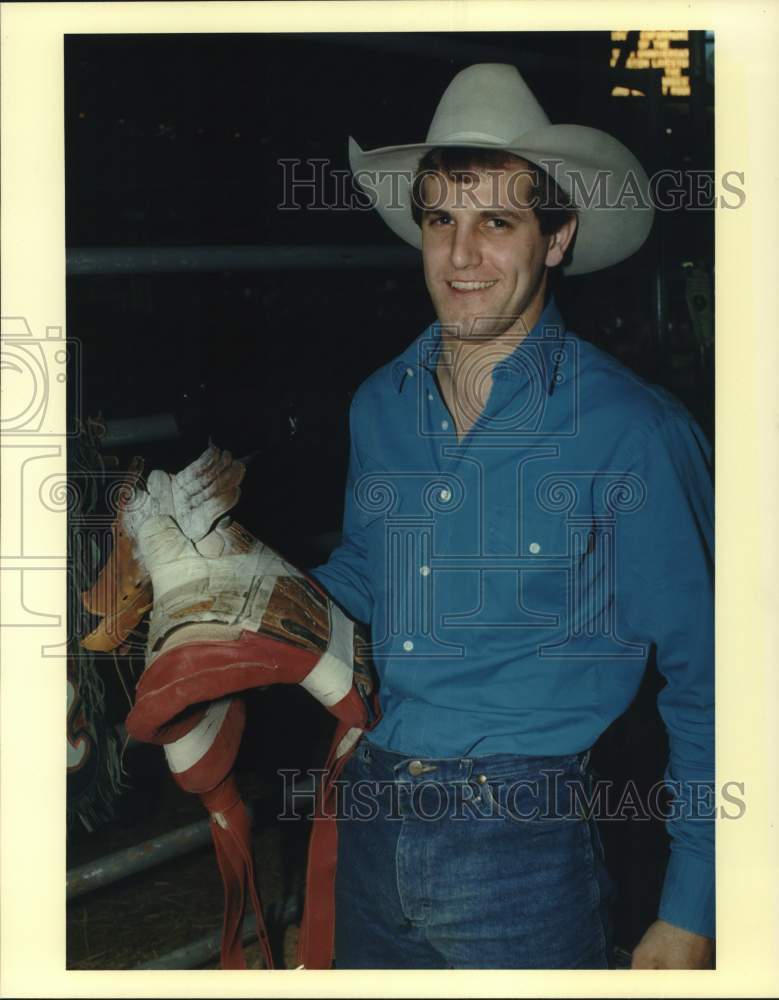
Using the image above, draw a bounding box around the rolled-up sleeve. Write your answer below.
[616,409,715,938]
[309,393,374,626]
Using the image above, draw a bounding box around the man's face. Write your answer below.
[419,161,572,341]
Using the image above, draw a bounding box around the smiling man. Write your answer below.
[309,64,714,970]
[414,154,577,439]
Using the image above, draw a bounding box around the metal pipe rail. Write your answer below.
[66,807,252,900]
[67,244,420,276]
[132,894,302,969]
[133,914,259,970]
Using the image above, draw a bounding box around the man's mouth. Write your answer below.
[447,280,498,292]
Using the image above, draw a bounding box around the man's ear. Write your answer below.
[545,216,578,268]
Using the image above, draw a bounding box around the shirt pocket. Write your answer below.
[487,504,571,621]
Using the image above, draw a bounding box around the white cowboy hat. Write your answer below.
[348,63,654,276]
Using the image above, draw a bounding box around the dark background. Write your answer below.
[66,31,714,965]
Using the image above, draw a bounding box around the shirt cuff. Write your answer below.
[657,848,715,939]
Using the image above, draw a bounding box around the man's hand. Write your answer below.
[631,919,715,969]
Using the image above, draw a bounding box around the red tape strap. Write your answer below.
[201,776,274,970]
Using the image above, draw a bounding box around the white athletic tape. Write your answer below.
[164,697,232,774]
[335,726,364,760]
[300,603,354,707]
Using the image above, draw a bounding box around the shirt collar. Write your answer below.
[391,297,568,394]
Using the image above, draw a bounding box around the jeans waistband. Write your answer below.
[356,737,591,784]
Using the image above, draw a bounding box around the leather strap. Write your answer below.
[201,775,274,970]
[297,721,362,969]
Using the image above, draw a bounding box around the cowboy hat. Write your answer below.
[348,63,654,276]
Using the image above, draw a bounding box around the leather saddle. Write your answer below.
[81,444,379,969]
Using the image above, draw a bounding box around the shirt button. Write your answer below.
[420,565,431,577]
[427,392,434,401]
[439,488,451,502]
[529,542,541,554]
[403,640,414,652]
[476,773,488,784]
[441,419,449,430]
[406,367,415,377]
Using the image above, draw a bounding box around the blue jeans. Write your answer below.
[334,738,615,969]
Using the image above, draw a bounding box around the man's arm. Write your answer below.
[615,408,715,968]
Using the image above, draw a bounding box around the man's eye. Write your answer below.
[487,217,511,229]
[429,214,452,226]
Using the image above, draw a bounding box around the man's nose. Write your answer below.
[449,225,481,270]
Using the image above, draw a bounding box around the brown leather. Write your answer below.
[81,456,153,651]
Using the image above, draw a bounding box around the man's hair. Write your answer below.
[410,147,577,240]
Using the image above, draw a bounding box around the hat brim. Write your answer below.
[348,124,655,276]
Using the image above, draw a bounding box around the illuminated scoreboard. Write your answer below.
[610,30,691,97]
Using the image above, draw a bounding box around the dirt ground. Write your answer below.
[67,762,307,970]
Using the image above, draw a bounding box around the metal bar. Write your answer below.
[67,817,215,900]
[133,914,258,970]
[67,244,420,276]
[101,412,180,448]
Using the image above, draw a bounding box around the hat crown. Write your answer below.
[348,62,655,275]
[426,63,550,146]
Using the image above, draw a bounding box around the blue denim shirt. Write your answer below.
[311,297,714,939]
